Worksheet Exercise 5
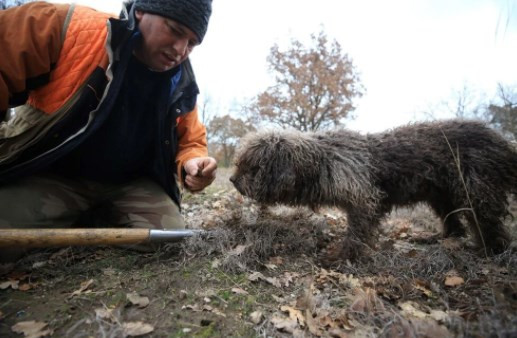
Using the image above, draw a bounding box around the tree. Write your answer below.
[422,84,488,121]
[198,94,216,144]
[208,115,255,167]
[487,84,517,140]
[247,30,363,131]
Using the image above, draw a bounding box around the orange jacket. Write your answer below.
[0,2,208,200]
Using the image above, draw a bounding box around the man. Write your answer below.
[0,0,217,261]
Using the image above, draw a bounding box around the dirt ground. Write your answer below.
[1,168,516,337]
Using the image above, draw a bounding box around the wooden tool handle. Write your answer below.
[0,228,150,248]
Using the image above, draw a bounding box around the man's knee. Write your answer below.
[111,178,185,230]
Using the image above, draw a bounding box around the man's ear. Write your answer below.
[135,9,144,20]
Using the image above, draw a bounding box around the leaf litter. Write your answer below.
[0,168,516,337]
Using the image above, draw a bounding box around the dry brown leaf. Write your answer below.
[248,271,281,288]
[197,304,226,317]
[182,304,201,311]
[305,310,323,336]
[209,307,227,317]
[231,287,249,295]
[444,276,464,287]
[126,292,150,308]
[228,244,248,256]
[399,301,428,319]
[70,279,94,298]
[0,280,19,290]
[429,310,449,323]
[339,274,361,289]
[280,305,306,327]
[350,288,385,313]
[95,308,115,321]
[211,258,221,269]
[270,314,298,333]
[334,311,356,331]
[414,279,433,298]
[248,271,264,282]
[280,272,300,288]
[265,277,281,288]
[250,311,263,324]
[11,320,53,338]
[264,263,278,270]
[18,283,33,291]
[269,256,284,265]
[122,321,154,336]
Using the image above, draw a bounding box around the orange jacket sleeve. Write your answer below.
[175,105,208,183]
[0,2,69,112]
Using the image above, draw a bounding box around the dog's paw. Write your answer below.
[318,237,367,268]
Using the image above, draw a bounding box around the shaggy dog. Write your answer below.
[230,120,517,260]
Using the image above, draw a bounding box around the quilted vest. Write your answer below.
[27,5,111,114]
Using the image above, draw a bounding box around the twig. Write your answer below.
[441,130,488,258]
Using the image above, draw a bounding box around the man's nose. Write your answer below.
[172,38,189,58]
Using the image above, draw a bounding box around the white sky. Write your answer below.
[49,0,517,132]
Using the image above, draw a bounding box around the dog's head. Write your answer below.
[230,130,324,206]
[230,131,299,204]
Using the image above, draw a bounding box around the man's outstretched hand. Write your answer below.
[183,157,217,192]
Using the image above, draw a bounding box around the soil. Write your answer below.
[1,168,516,337]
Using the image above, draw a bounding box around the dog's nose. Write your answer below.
[229,175,236,183]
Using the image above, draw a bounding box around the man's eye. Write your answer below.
[169,26,180,35]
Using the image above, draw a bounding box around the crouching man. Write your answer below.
[0,0,216,262]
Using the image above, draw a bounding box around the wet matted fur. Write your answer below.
[230,120,517,260]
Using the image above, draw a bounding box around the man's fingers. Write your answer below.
[185,174,215,191]
[203,158,217,169]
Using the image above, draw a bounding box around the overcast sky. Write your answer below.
[48,0,517,132]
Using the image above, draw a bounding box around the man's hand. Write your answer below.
[183,157,217,192]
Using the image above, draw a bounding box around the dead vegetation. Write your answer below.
[0,168,516,337]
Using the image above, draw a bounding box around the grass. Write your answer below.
[0,168,515,337]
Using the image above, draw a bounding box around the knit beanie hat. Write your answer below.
[134,0,212,43]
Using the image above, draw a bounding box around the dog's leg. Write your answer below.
[464,211,511,255]
[428,195,466,238]
[463,181,511,254]
[329,206,384,263]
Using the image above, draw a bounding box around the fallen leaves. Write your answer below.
[280,305,306,327]
[11,321,53,338]
[92,307,155,336]
[0,279,19,290]
[0,272,35,291]
[444,270,465,287]
[126,291,150,308]
[69,279,94,298]
[249,311,263,324]
[248,271,281,288]
[349,287,385,313]
[444,276,465,287]
[182,303,227,317]
[231,287,249,295]
[270,314,299,333]
[122,321,154,337]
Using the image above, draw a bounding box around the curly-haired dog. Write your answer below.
[230,120,517,261]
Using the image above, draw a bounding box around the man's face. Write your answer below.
[134,10,199,72]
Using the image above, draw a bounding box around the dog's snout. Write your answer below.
[229,175,236,183]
